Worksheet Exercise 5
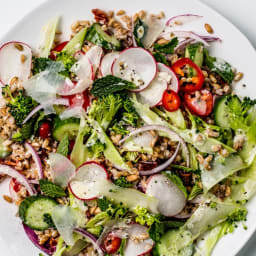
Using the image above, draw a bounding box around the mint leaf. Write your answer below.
[39,179,66,198]
[57,133,69,156]
[204,49,234,83]
[154,37,178,54]
[43,213,56,228]
[153,52,169,65]
[91,75,136,97]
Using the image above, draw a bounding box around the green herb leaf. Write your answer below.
[163,171,188,198]
[133,18,148,48]
[204,49,234,83]
[153,52,169,65]
[32,57,54,75]
[34,111,46,134]
[43,213,56,228]
[12,119,35,141]
[39,179,66,198]
[97,197,113,211]
[57,133,69,157]
[118,239,127,256]
[154,37,178,54]
[114,176,133,188]
[188,182,203,200]
[91,75,136,97]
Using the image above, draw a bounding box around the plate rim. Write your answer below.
[0,0,255,255]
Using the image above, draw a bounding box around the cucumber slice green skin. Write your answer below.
[86,24,121,51]
[213,96,241,128]
[19,196,57,231]
[53,117,80,141]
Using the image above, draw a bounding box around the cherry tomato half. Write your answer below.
[39,122,51,139]
[50,41,69,60]
[184,89,213,116]
[103,233,121,254]
[162,89,181,112]
[172,58,204,92]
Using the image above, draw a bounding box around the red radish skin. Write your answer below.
[73,50,85,60]
[69,161,109,201]
[0,41,32,85]
[100,52,120,77]
[111,47,157,92]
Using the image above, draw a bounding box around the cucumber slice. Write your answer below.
[213,95,241,128]
[53,117,80,141]
[19,196,57,230]
[86,23,121,50]
[62,27,87,55]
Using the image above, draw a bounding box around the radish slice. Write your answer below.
[137,73,168,107]
[146,174,186,216]
[112,47,157,92]
[70,55,94,81]
[73,50,85,60]
[0,41,32,85]
[49,153,76,188]
[85,45,103,78]
[166,14,203,27]
[157,63,179,92]
[0,164,35,195]
[124,224,154,256]
[100,52,120,77]
[24,142,43,180]
[69,161,109,200]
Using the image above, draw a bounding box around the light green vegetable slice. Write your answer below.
[39,16,60,58]
[95,179,159,214]
[62,27,87,55]
[201,154,246,192]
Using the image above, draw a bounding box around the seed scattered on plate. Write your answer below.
[14,43,24,51]
[205,23,214,34]
[234,72,244,82]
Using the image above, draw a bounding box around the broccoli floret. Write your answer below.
[97,197,112,211]
[226,208,247,232]
[56,51,76,77]
[88,94,123,130]
[114,176,133,188]
[32,57,53,75]
[87,138,106,158]
[2,86,38,127]
[124,152,138,162]
[133,206,161,226]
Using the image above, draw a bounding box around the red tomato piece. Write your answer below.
[39,122,51,139]
[10,178,21,193]
[162,89,181,112]
[103,233,122,254]
[50,41,69,60]
[172,58,204,92]
[184,89,213,116]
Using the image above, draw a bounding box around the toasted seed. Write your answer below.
[138,10,146,19]
[205,23,214,34]
[126,174,139,182]
[108,11,114,18]
[234,72,243,82]
[174,20,183,25]
[157,38,169,45]
[10,76,18,85]
[159,11,165,19]
[14,43,24,51]
[202,70,208,77]
[209,74,217,83]
[117,10,125,16]
[3,195,13,203]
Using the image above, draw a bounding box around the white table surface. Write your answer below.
[0,1,255,255]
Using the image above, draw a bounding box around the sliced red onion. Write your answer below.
[74,228,104,256]
[119,124,190,172]
[172,31,209,46]
[22,98,69,124]
[175,38,194,52]
[200,35,222,42]
[28,179,40,185]
[0,164,35,195]
[173,211,193,219]
[166,14,203,27]
[189,194,205,204]
[25,142,43,180]
[140,142,180,176]
[23,224,55,255]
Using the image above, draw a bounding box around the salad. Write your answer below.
[0,8,255,256]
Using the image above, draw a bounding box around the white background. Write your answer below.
[0,0,255,255]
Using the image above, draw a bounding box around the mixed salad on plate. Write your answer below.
[0,8,255,256]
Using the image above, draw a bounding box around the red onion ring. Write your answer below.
[166,14,203,27]
[0,164,36,195]
[22,98,69,124]
[25,142,43,180]
[119,125,190,171]
[74,228,104,256]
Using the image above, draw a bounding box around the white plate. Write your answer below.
[0,0,255,255]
